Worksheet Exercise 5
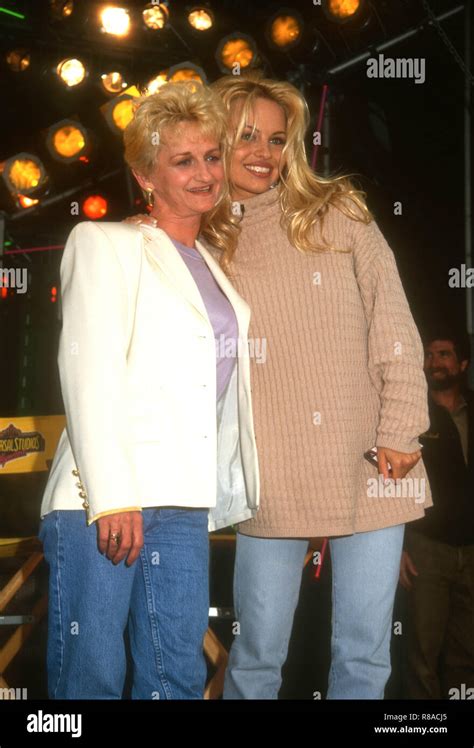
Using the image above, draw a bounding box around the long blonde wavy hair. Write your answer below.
[210,72,374,269]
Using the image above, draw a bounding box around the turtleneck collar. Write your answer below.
[233,185,282,226]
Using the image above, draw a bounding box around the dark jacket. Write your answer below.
[409,390,474,546]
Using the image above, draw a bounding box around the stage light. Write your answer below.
[83,195,108,220]
[266,10,303,50]
[100,6,130,36]
[46,120,89,163]
[167,63,207,85]
[323,0,362,23]
[144,72,168,94]
[56,58,87,87]
[18,195,40,209]
[50,0,74,19]
[216,34,257,73]
[1,154,47,197]
[101,87,141,133]
[101,85,140,132]
[187,7,214,31]
[142,2,169,30]
[111,98,134,130]
[5,49,30,72]
[101,70,127,94]
[50,285,58,303]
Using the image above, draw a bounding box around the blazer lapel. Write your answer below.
[139,224,250,332]
[139,224,209,324]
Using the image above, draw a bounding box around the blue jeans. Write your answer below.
[39,507,209,699]
[223,524,405,699]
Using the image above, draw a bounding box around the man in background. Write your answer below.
[400,326,474,699]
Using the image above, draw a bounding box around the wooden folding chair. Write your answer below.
[0,415,65,697]
[0,537,48,695]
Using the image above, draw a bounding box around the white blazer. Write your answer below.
[40,221,260,531]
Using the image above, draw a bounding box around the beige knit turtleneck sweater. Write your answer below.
[217,186,432,538]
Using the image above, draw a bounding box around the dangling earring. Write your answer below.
[145,188,154,207]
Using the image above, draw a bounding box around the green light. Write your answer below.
[0,7,26,19]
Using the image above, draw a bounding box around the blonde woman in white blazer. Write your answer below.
[39,82,259,700]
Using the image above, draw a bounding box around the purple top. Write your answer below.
[170,237,239,401]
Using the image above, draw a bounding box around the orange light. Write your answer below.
[100,88,141,133]
[1,287,7,299]
[167,64,207,85]
[18,195,40,208]
[52,124,85,158]
[217,35,256,72]
[6,49,30,72]
[142,3,169,30]
[269,14,302,49]
[187,8,213,31]
[222,39,253,68]
[112,98,134,130]
[8,160,41,191]
[169,69,201,83]
[46,121,90,164]
[1,153,47,199]
[101,70,127,94]
[83,195,108,219]
[100,6,131,37]
[326,0,361,20]
[56,58,86,87]
[50,0,74,19]
[144,72,168,94]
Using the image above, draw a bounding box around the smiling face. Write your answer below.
[134,120,224,218]
[229,96,287,201]
[424,339,468,391]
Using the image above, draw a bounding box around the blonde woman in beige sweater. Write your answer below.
[129,74,432,699]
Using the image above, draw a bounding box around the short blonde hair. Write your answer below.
[124,81,240,256]
[124,81,228,178]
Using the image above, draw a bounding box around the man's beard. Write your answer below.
[425,368,464,391]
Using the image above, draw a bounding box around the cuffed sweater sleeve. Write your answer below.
[351,216,430,453]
